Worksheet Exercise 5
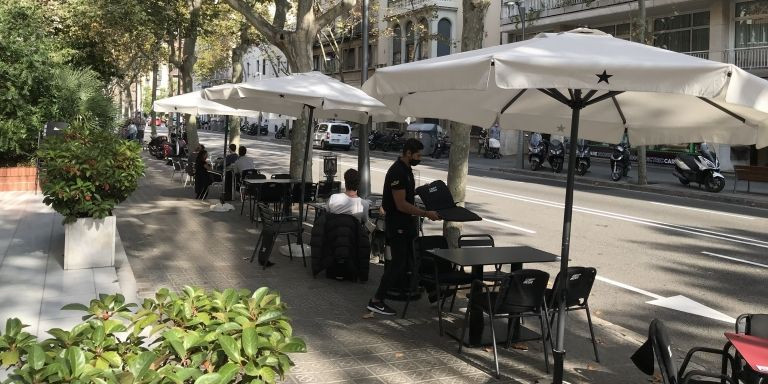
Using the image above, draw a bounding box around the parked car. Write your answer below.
[313,121,352,150]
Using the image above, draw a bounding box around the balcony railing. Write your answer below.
[501,0,634,22]
[386,0,457,17]
[683,51,709,60]
[723,46,768,70]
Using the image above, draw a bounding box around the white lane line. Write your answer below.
[650,202,755,220]
[595,276,664,300]
[701,251,768,269]
[480,218,537,234]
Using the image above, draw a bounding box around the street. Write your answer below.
[198,129,768,358]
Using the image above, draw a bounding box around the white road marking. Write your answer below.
[701,251,768,269]
[595,276,663,300]
[650,202,755,220]
[480,218,537,234]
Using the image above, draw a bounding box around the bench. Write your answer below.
[733,165,768,192]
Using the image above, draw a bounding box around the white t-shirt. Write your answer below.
[328,193,369,224]
[233,156,256,174]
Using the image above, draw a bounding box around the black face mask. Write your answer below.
[409,159,421,167]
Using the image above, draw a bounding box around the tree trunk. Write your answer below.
[178,0,203,151]
[635,0,648,185]
[229,24,249,147]
[150,62,158,138]
[123,86,133,119]
[443,0,491,247]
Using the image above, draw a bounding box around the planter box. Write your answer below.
[64,216,116,270]
[0,166,38,191]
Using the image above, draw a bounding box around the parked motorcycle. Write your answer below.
[431,135,451,159]
[381,131,405,152]
[575,141,591,176]
[478,129,489,155]
[484,138,502,159]
[672,143,725,192]
[528,133,548,171]
[368,131,386,150]
[275,126,287,139]
[548,139,565,173]
[609,142,631,181]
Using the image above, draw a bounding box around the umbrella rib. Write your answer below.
[611,96,627,126]
[582,90,598,103]
[697,97,746,123]
[583,91,623,107]
[500,89,528,114]
[539,89,571,106]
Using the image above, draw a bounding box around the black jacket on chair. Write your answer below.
[311,212,370,282]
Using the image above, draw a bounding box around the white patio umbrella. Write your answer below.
[203,72,402,243]
[363,28,768,382]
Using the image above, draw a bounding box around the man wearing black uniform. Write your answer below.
[367,138,441,316]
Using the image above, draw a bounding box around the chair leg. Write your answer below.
[585,304,600,363]
[401,293,411,320]
[436,283,444,336]
[539,310,550,373]
[298,230,307,267]
[249,234,263,263]
[262,233,277,270]
[488,305,500,379]
[286,234,293,261]
[458,296,471,354]
[505,315,514,349]
[449,288,457,312]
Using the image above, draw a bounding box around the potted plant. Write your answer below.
[0,286,306,383]
[37,124,143,269]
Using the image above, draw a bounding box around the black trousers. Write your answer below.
[375,231,415,301]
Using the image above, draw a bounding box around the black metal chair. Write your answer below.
[726,314,768,384]
[631,319,735,384]
[458,234,506,283]
[459,269,551,378]
[249,201,306,268]
[239,174,267,219]
[546,266,600,363]
[316,180,341,200]
[170,158,184,182]
[407,236,473,335]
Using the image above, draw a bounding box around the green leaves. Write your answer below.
[0,287,304,384]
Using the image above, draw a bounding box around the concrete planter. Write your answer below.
[64,216,116,270]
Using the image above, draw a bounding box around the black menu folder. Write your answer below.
[415,180,482,222]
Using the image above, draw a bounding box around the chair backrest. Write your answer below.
[414,235,449,254]
[241,169,262,180]
[317,180,341,199]
[649,319,677,384]
[291,182,316,203]
[271,173,291,180]
[258,182,289,204]
[549,266,597,308]
[495,269,549,314]
[458,234,494,248]
[257,202,275,228]
[736,314,768,339]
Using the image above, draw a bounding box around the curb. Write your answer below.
[484,166,768,210]
[114,231,140,303]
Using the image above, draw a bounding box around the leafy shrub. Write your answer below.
[0,286,306,384]
[38,125,144,224]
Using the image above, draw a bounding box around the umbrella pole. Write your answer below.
[223,115,230,201]
[358,116,372,198]
[299,106,315,232]
[553,89,582,384]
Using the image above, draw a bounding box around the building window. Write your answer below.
[594,23,631,40]
[393,24,402,64]
[735,0,768,48]
[653,11,709,53]
[418,18,430,60]
[359,44,374,68]
[344,48,356,70]
[437,18,451,57]
[405,21,415,63]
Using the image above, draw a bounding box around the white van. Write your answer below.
[313,122,352,151]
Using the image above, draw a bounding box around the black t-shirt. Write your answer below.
[382,159,416,235]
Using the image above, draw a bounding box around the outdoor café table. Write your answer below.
[427,246,558,346]
[725,332,768,377]
[242,179,300,218]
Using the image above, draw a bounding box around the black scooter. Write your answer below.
[368,131,386,150]
[576,142,591,176]
[275,126,287,139]
[431,135,450,159]
[609,142,631,181]
[548,139,565,173]
[381,131,405,152]
[672,143,725,192]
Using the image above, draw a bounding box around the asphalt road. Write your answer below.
[197,130,768,361]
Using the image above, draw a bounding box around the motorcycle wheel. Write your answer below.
[321,141,327,150]
[610,165,623,181]
[678,177,689,185]
[553,160,563,173]
[369,143,376,150]
[530,160,540,171]
[705,174,725,193]
[576,163,588,176]
[382,143,389,152]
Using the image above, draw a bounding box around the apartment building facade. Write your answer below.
[500,0,768,167]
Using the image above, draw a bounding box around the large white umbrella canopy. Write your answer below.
[153,91,261,117]
[364,28,768,148]
[363,28,768,382]
[201,72,400,123]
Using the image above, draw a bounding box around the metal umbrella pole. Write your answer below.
[358,0,371,198]
[299,105,316,236]
[222,115,230,201]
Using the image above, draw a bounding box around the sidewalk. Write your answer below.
[109,152,655,383]
[0,191,137,381]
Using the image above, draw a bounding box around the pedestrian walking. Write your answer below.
[367,138,440,316]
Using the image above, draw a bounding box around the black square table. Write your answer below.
[427,246,558,346]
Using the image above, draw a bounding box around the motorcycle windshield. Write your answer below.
[550,139,562,148]
[530,133,542,146]
[699,143,717,162]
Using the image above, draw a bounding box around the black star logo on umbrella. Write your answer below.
[596,70,613,84]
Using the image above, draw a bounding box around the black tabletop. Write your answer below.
[243,179,299,184]
[428,246,559,267]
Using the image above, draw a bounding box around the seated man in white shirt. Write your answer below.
[233,146,256,175]
[328,168,369,225]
